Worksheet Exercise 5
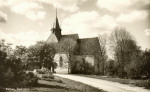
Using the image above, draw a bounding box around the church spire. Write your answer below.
[51,9,62,41]
[55,8,60,30]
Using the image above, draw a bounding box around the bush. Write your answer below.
[0,43,38,88]
[42,74,54,79]
[135,80,150,89]
[105,60,117,77]
[70,56,94,74]
[14,72,38,87]
[21,72,38,87]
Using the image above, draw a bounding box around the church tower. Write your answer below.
[46,10,62,43]
[51,10,62,41]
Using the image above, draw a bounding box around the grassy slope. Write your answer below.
[4,80,80,92]
[55,76,105,92]
[4,76,105,92]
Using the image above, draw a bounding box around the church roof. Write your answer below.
[60,34,79,41]
[46,11,100,56]
[78,37,100,55]
[46,33,58,43]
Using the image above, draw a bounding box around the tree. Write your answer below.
[40,43,56,72]
[98,34,108,75]
[0,39,6,51]
[0,39,13,56]
[123,46,144,78]
[0,50,7,86]
[14,45,27,60]
[0,47,23,87]
[0,39,38,87]
[26,41,45,70]
[142,49,150,78]
[26,41,56,72]
[110,27,139,77]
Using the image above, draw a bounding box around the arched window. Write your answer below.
[59,56,63,67]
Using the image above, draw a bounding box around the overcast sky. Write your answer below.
[0,0,150,49]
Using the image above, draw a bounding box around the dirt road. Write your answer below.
[54,74,150,92]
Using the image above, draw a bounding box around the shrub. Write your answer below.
[105,60,117,76]
[70,56,94,74]
[23,72,38,87]
[135,80,150,89]
[14,72,38,87]
[42,74,54,79]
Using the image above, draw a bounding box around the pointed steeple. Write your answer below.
[55,8,61,30]
[50,9,62,41]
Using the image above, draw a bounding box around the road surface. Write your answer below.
[54,74,150,92]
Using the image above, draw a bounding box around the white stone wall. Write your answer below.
[54,53,69,73]
[54,53,95,74]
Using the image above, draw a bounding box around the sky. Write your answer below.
[0,0,150,49]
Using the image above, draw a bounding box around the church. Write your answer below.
[46,12,101,74]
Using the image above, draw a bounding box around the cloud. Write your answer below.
[0,0,86,20]
[37,0,87,12]
[0,0,47,21]
[0,0,46,20]
[11,1,46,20]
[95,15,117,30]
[0,29,50,47]
[97,0,150,12]
[0,0,21,6]
[116,10,149,23]
[38,0,79,12]
[0,0,88,18]
[145,29,150,36]
[97,0,131,12]
[11,1,43,14]
[25,11,46,20]
[0,11,7,23]
[0,0,86,12]
[62,11,117,38]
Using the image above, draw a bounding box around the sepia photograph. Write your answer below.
[0,0,150,92]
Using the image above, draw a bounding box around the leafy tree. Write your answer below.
[26,41,45,69]
[0,50,7,86]
[14,45,27,58]
[142,49,150,78]
[40,43,56,72]
[0,39,6,51]
[70,56,94,74]
[0,39,38,87]
[26,41,56,72]
[110,27,139,78]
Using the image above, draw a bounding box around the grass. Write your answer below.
[76,74,150,89]
[3,76,105,92]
